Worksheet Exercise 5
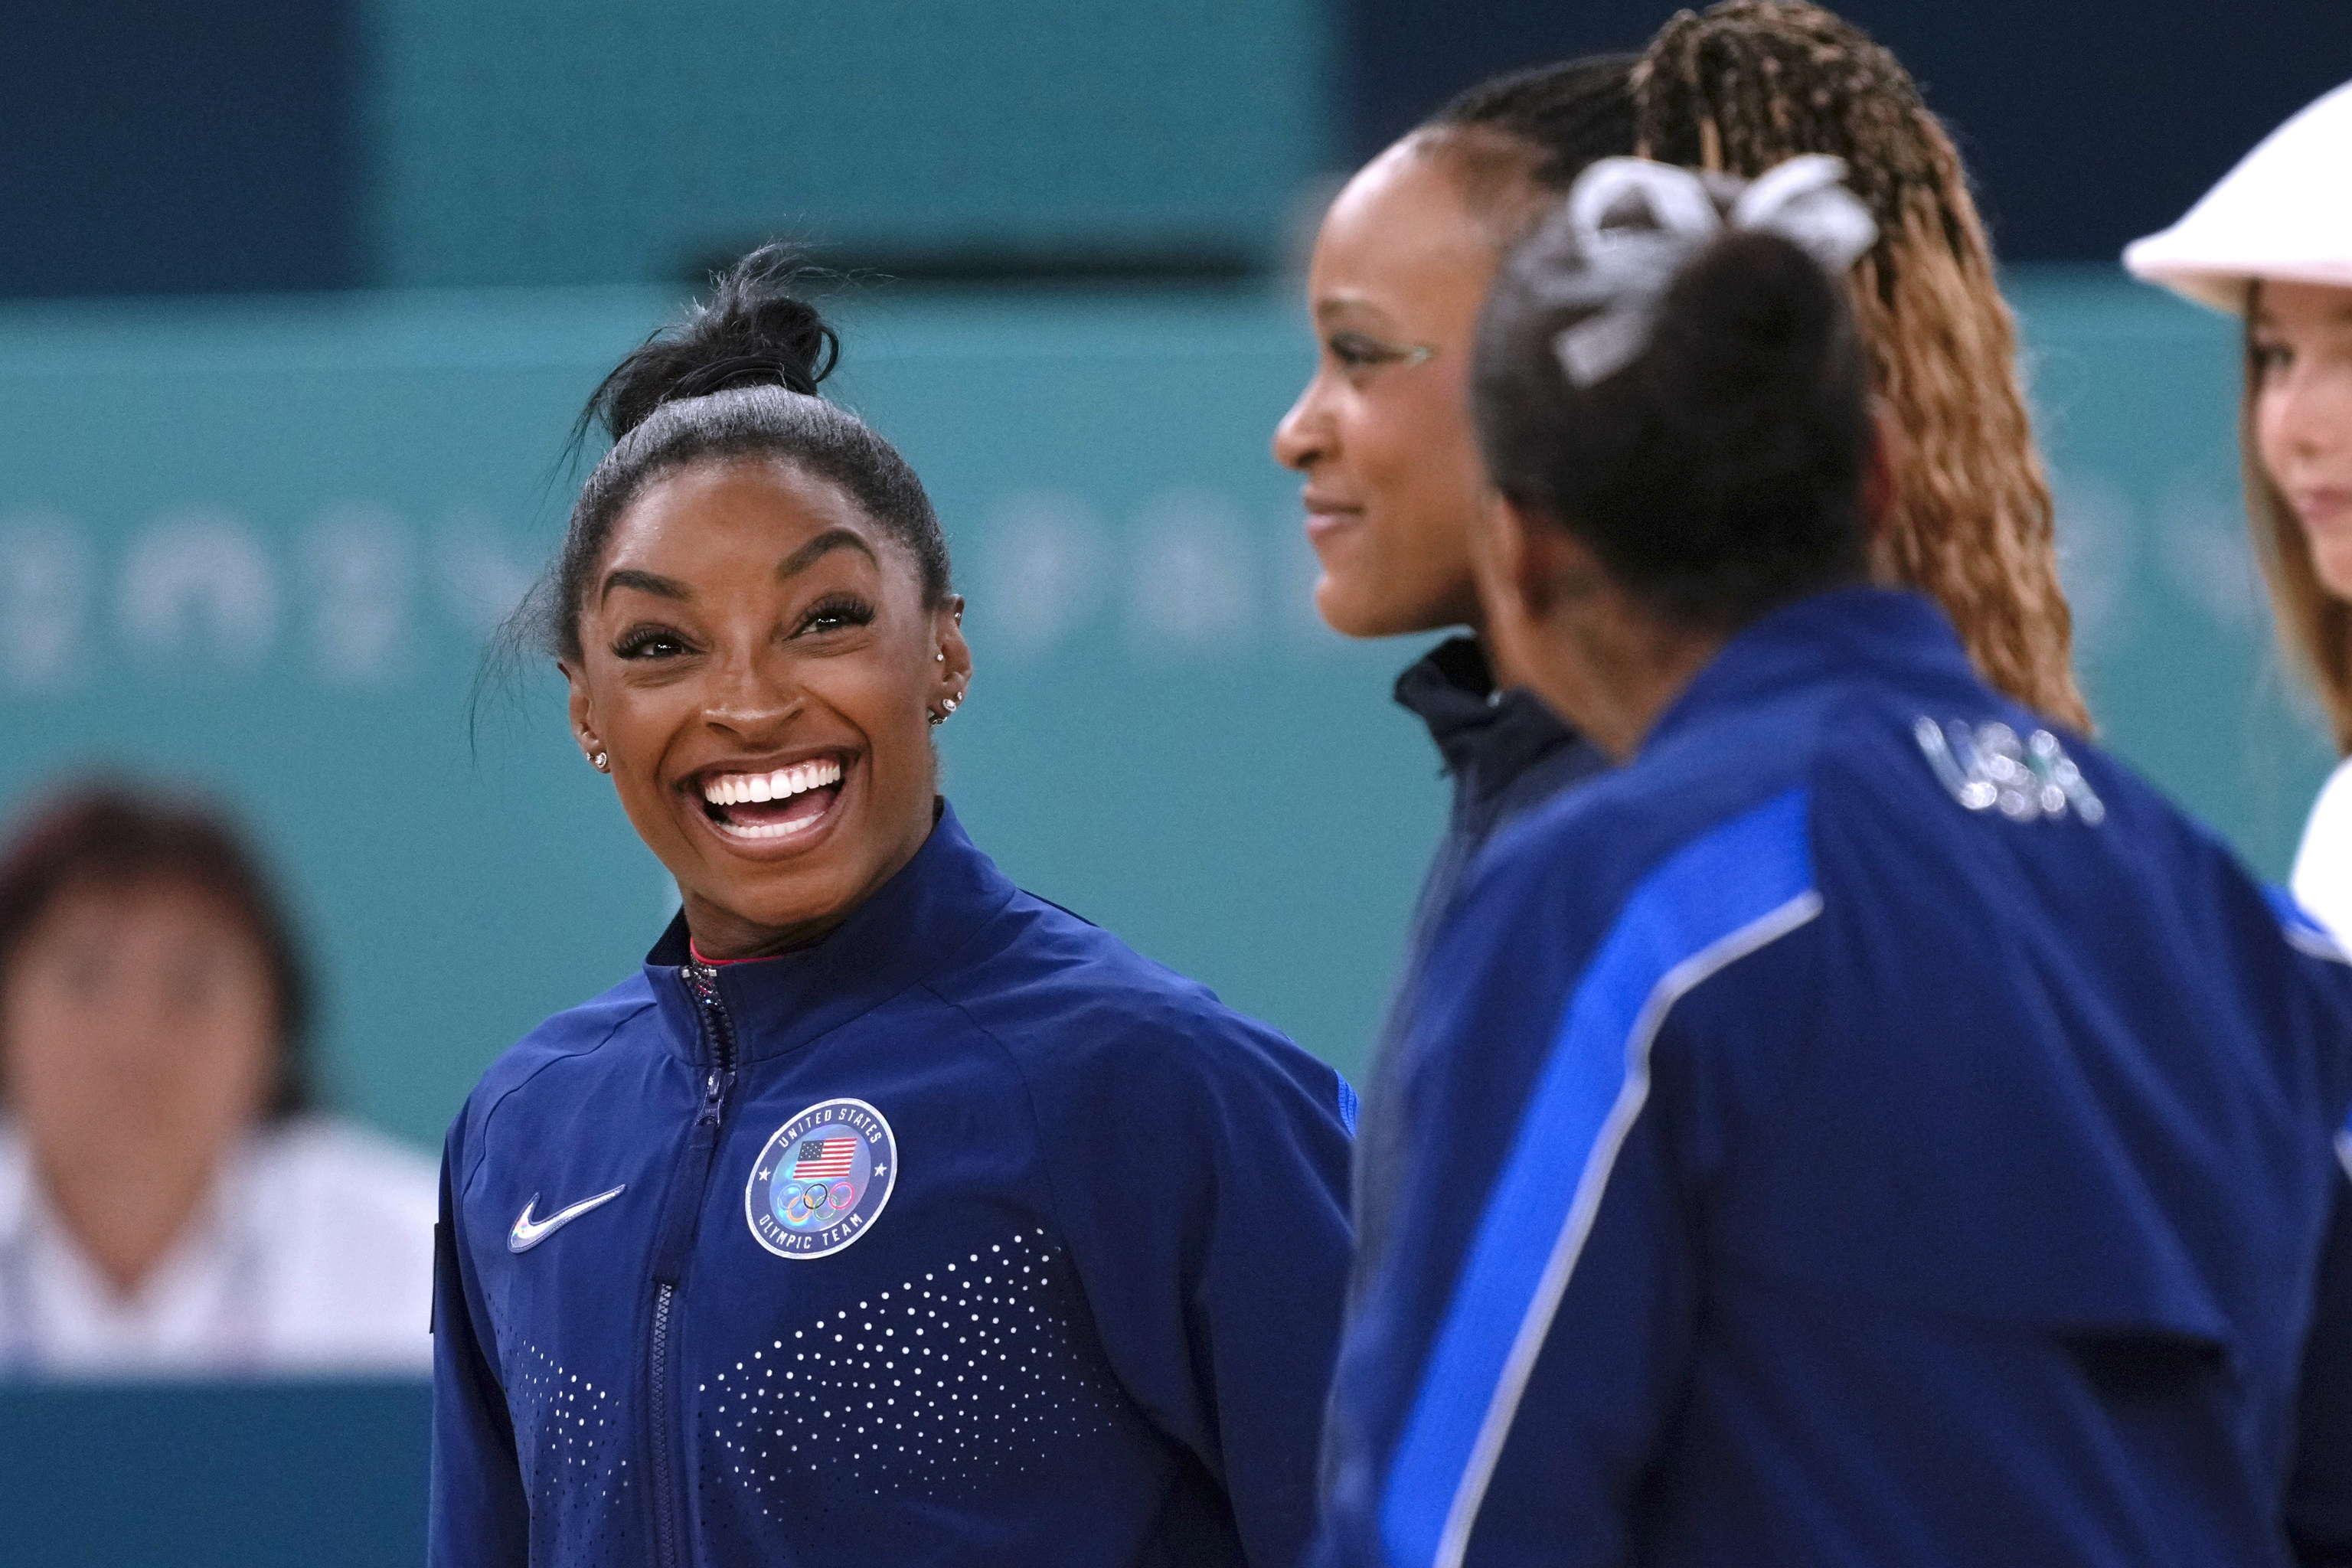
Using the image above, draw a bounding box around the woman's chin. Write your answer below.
[2308,537,2352,605]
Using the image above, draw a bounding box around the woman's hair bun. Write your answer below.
[1474,204,1873,631]
[586,244,841,444]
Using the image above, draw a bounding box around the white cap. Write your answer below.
[2123,80,2352,315]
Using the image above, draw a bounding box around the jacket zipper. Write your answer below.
[648,960,739,1568]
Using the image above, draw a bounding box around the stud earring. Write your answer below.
[936,651,945,662]
[590,750,609,773]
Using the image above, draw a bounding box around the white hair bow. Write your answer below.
[1543,154,1880,388]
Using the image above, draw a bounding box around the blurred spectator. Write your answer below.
[0,782,433,1377]
[2126,81,2352,937]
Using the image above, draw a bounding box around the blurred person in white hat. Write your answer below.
[2127,81,2352,936]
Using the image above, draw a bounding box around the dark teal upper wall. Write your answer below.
[0,0,1331,299]
[363,0,1334,287]
[10,2,2344,297]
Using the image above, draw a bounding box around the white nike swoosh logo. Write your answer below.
[508,1184,627,1253]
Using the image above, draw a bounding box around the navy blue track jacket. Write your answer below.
[1318,588,2352,1568]
[432,805,1357,1568]
[1359,642,1609,1289]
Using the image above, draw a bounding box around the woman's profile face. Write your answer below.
[565,457,969,959]
[1272,139,1507,639]
[2253,280,2352,600]
[2,877,277,1167]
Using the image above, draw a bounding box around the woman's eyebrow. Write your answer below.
[600,567,691,604]
[777,528,879,579]
[1315,292,1394,326]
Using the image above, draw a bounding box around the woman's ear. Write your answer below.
[930,597,972,724]
[562,661,602,764]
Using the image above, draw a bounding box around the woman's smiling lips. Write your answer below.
[2293,486,2352,531]
[1302,489,1364,548]
[683,750,854,852]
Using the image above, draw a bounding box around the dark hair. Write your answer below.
[1414,56,1639,238]
[0,782,313,1117]
[521,246,952,665]
[1475,217,1873,630]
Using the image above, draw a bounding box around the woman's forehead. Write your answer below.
[1313,145,1499,309]
[2255,281,2352,332]
[610,459,888,567]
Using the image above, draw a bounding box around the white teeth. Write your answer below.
[714,813,823,841]
[699,759,845,807]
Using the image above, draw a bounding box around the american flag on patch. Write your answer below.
[793,1138,857,1179]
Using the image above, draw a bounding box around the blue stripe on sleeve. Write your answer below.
[1338,1074,1361,1136]
[1379,787,1821,1568]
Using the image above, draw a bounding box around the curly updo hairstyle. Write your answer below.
[1475,215,1873,630]
[518,246,953,666]
[1632,2,2085,729]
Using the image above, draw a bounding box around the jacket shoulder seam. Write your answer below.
[460,1000,657,1199]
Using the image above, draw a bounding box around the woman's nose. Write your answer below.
[1273,379,1328,472]
[705,652,800,737]
[2281,366,2352,459]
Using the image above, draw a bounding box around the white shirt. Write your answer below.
[0,1116,437,1379]
[2292,756,2352,942]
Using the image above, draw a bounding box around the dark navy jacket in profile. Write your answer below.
[432,805,1357,1568]
[1356,642,1609,1278]
[1319,589,2352,1568]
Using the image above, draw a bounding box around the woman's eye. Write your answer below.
[614,629,690,660]
[1325,331,1431,374]
[2252,339,2294,377]
[798,596,875,635]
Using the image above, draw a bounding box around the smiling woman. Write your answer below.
[2126,80,2352,936]
[430,249,1357,1568]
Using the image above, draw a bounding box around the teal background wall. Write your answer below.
[362,1,1332,287]
[0,270,2331,1155]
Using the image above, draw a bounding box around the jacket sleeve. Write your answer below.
[2291,1155,2352,1566]
[1316,812,1778,1568]
[1025,1008,1356,1568]
[429,1118,530,1568]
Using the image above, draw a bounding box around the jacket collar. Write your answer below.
[1642,587,1983,757]
[1393,635,1582,805]
[642,800,1020,1065]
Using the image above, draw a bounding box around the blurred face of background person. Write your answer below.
[0,789,305,1296]
[1271,57,1637,646]
[2252,282,2352,599]
[1272,139,1504,638]
[564,456,969,960]
[4,882,275,1292]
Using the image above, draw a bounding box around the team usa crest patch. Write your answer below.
[746,1099,897,1259]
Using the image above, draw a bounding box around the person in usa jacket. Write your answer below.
[1315,158,2352,1567]
[431,248,1357,1568]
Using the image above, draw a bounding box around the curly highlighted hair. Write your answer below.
[1632,1,2088,729]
